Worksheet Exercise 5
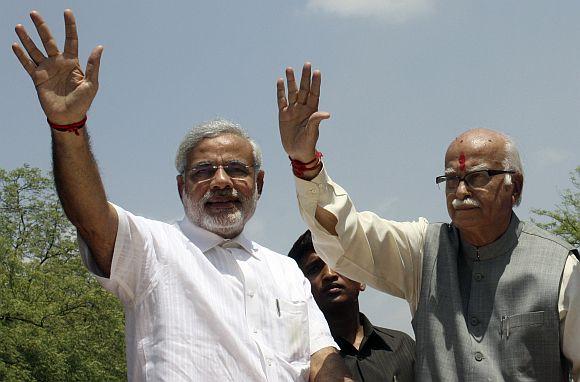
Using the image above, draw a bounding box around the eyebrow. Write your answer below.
[445,164,488,175]
[468,164,489,172]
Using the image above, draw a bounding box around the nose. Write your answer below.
[209,166,233,190]
[454,179,471,200]
[321,265,339,281]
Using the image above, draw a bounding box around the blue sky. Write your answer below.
[2,1,579,335]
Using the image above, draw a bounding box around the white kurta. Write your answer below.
[80,204,336,381]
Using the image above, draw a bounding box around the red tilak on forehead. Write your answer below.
[459,153,466,171]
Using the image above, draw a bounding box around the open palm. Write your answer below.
[12,10,102,125]
[277,63,330,162]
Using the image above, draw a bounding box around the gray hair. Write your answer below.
[500,133,524,206]
[175,118,263,175]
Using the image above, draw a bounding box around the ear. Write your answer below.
[256,170,265,197]
[359,283,366,292]
[177,175,185,201]
[511,172,524,205]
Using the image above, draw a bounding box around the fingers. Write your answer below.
[85,45,104,85]
[276,78,288,111]
[306,70,321,109]
[14,24,45,64]
[63,9,78,57]
[297,62,311,105]
[30,10,60,57]
[285,67,298,105]
[12,43,36,76]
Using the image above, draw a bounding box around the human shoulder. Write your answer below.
[113,203,184,241]
[253,241,299,267]
[373,325,415,346]
[520,220,576,252]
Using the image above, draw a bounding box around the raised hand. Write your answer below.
[12,10,103,125]
[277,63,330,162]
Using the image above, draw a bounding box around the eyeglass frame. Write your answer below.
[435,169,516,190]
[184,160,260,183]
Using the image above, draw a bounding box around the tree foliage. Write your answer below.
[0,165,126,381]
[532,167,580,247]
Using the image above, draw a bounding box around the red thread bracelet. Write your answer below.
[47,116,87,136]
[290,151,323,177]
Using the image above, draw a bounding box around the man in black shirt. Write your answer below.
[289,230,415,382]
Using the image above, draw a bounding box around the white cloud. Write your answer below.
[306,0,434,23]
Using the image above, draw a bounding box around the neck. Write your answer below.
[326,303,364,350]
[459,213,513,247]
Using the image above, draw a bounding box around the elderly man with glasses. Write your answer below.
[12,10,355,381]
[276,63,580,381]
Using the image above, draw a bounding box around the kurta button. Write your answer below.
[474,352,484,361]
[252,328,258,334]
[474,273,484,281]
[470,316,480,326]
[248,291,254,298]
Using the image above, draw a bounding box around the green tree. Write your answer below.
[532,167,580,247]
[0,165,126,381]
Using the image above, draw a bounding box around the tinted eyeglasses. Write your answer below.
[187,161,258,182]
[435,169,515,190]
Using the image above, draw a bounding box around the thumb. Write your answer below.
[306,111,331,132]
[85,45,104,85]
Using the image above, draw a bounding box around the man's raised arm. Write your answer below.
[277,63,339,234]
[12,10,117,276]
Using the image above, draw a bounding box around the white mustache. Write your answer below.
[201,188,240,203]
[452,198,480,209]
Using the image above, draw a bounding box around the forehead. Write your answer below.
[445,134,506,170]
[187,134,254,165]
[299,250,322,269]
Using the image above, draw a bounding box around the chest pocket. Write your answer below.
[500,310,559,378]
[270,298,310,363]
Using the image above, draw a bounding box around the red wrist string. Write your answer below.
[47,116,87,136]
[290,151,323,177]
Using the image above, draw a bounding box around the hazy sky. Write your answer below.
[2,1,579,335]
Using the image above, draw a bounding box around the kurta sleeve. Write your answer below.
[78,203,164,305]
[559,253,580,380]
[295,167,428,314]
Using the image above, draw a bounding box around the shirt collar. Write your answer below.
[177,216,259,259]
[333,313,386,354]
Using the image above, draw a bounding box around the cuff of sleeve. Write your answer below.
[77,202,135,302]
[294,166,329,196]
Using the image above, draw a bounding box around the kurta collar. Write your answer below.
[177,216,259,259]
[459,212,523,261]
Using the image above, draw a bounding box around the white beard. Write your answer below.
[183,186,258,238]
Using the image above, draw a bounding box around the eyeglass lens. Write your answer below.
[190,162,251,182]
[446,171,492,189]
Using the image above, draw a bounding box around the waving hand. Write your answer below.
[277,63,330,163]
[12,9,103,125]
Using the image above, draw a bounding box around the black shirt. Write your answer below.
[333,313,415,382]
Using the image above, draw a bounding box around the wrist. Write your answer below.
[290,151,323,179]
[47,116,87,136]
[295,161,323,180]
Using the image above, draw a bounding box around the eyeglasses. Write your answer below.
[435,169,515,190]
[187,161,258,182]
